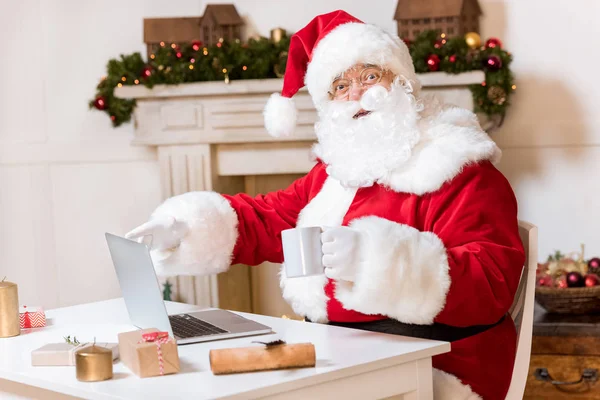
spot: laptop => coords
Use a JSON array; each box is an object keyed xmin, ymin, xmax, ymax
[{"xmin": 105, "ymin": 232, "xmax": 272, "ymax": 345}]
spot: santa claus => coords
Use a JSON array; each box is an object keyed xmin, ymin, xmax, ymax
[{"xmin": 126, "ymin": 10, "xmax": 525, "ymax": 400}]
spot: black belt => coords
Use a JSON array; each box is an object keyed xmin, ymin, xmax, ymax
[{"xmin": 307, "ymin": 314, "xmax": 507, "ymax": 342}]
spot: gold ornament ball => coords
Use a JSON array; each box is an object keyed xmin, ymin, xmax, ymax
[
  {"xmin": 487, "ymin": 86, "xmax": 507, "ymax": 106},
  {"xmin": 465, "ymin": 32, "xmax": 482, "ymax": 49}
]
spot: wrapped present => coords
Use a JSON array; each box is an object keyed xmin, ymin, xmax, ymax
[
  {"xmin": 118, "ymin": 328, "xmax": 179, "ymax": 378},
  {"xmin": 31, "ymin": 342, "xmax": 119, "ymax": 366},
  {"xmin": 19, "ymin": 306, "xmax": 46, "ymax": 329}
]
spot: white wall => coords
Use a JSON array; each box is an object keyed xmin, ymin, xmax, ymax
[{"xmin": 0, "ymin": 0, "xmax": 596, "ymax": 308}]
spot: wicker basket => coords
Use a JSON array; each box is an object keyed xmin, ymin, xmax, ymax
[{"xmin": 535, "ymin": 285, "xmax": 600, "ymax": 314}]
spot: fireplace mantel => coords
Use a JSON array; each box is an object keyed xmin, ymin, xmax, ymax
[{"xmin": 114, "ymin": 71, "xmax": 485, "ymax": 316}]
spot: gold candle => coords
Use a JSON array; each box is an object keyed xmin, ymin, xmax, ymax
[
  {"xmin": 75, "ymin": 345, "xmax": 113, "ymax": 382},
  {"xmin": 270, "ymin": 27, "xmax": 287, "ymax": 44},
  {"xmin": 0, "ymin": 277, "xmax": 20, "ymax": 338}
]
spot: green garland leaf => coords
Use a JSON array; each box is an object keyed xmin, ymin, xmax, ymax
[{"xmin": 90, "ymin": 30, "xmax": 513, "ymax": 127}]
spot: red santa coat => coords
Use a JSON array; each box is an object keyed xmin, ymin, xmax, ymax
[{"xmin": 148, "ymin": 106, "xmax": 525, "ymax": 400}]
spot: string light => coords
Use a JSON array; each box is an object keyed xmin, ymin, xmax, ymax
[
  {"xmin": 481, "ymin": 81, "xmax": 486, "ymax": 87},
  {"xmin": 441, "ymin": 33, "xmax": 446, "ymax": 38},
  {"xmin": 160, "ymin": 42, "xmax": 165, "ymax": 47},
  {"xmin": 189, "ymin": 65, "xmax": 194, "ymax": 70},
  {"xmin": 203, "ymin": 50, "xmax": 208, "ymax": 55},
  {"xmin": 242, "ymin": 65, "xmax": 247, "ymax": 71},
  {"xmin": 150, "ymin": 54, "xmax": 155, "ymax": 59},
  {"xmin": 222, "ymin": 68, "xmax": 227, "ymax": 73},
  {"xmin": 158, "ymin": 65, "xmax": 164, "ymax": 71},
  {"xmin": 134, "ymin": 79, "xmax": 140, "ymax": 84},
  {"xmin": 171, "ymin": 43, "xmax": 177, "ymax": 49},
  {"xmin": 117, "ymin": 83, "xmax": 123, "ymax": 88},
  {"xmin": 121, "ymin": 76, "xmax": 126, "ymax": 82},
  {"xmin": 512, "ymin": 84, "xmax": 517, "ymax": 90},
  {"xmin": 216, "ymin": 42, "xmax": 222, "ymax": 48},
  {"xmin": 219, "ymin": 38, "xmax": 224, "ymax": 43},
  {"xmin": 190, "ymin": 58, "xmax": 195, "ymax": 63}
]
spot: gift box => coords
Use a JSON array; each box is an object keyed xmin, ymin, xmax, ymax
[
  {"xmin": 31, "ymin": 342, "xmax": 119, "ymax": 366},
  {"xmin": 19, "ymin": 306, "xmax": 46, "ymax": 329},
  {"xmin": 118, "ymin": 328, "xmax": 179, "ymax": 378}
]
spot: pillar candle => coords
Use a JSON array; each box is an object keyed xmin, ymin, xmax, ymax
[
  {"xmin": 0, "ymin": 278, "xmax": 20, "ymax": 338},
  {"xmin": 75, "ymin": 344, "xmax": 113, "ymax": 382}
]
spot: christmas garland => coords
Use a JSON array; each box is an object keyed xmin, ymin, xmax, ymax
[{"xmin": 90, "ymin": 30, "xmax": 514, "ymax": 127}]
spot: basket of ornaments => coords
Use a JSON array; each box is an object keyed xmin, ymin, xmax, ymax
[{"xmin": 535, "ymin": 244, "xmax": 600, "ymax": 314}]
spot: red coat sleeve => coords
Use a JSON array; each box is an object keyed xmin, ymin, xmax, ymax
[
  {"xmin": 222, "ymin": 163, "xmax": 325, "ymax": 266},
  {"xmin": 424, "ymin": 161, "xmax": 525, "ymax": 327}
]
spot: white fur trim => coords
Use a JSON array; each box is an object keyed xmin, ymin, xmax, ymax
[
  {"xmin": 305, "ymin": 22, "xmax": 418, "ymax": 111},
  {"xmin": 263, "ymin": 93, "xmax": 297, "ymax": 137},
  {"xmin": 280, "ymin": 177, "xmax": 357, "ymax": 322},
  {"xmin": 335, "ymin": 216, "xmax": 450, "ymax": 324},
  {"xmin": 433, "ymin": 369, "xmax": 483, "ymax": 400},
  {"xmin": 378, "ymin": 100, "xmax": 502, "ymax": 195},
  {"xmin": 149, "ymin": 192, "xmax": 238, "ymax": 276}
]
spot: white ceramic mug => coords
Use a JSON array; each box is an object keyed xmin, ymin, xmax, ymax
[{"xmin": 281, "ymin": 227, "xmax": 324, "ymax": 278}]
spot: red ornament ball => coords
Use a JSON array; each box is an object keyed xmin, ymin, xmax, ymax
[
  {"xmin": 566, "ymin": 271, "xmax": 585, "ymax": 287},
  {"xmin": 588, "ymin": 257, "xmax": 600, "ymax": 271},
  {"xmin": 176, "ymin": 52, "xmax": 183, "ymax": 59},
  {"xmin": 110, "ymin": 115, "xmax": 116, "ymax": 122},
  {"xmin": 449, "ymin": 54, "xmax": 457, "ymax": 63},
  {"xmin": 93, "ymin": 96, "xmax": 107, "ymax": 110},
  {"xmin": 141, "ymin": 66, "xmax": 152, "ymax": 79},
  {"xmin": 191, "ymin": 40, "xmax": 203, "ymax": 51},
  {"xmin": 537, "ymin": 274, "xmax": 553, "ymax": 287},
  {"xmin": 485, "ymin": 37, "xmax": 503, "ymax": 49},
  {"xmin": 483, "ymin": 55, "xmax": 503, "ymax": 71},
  {"xmin": 426, "ymin": 54, "xmax": 441, "ymax": 71},
  {"xmin": 585, "ymin": 274, "xmax": 600, "ymax": 287}
]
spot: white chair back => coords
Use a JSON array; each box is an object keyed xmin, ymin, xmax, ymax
[{"xmin": 505, "ymin": 220, "xmax": 538, "ymax": 400}]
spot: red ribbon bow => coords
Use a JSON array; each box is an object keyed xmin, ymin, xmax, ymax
[
  {"xmin": 139, "ymin": 331, "xmax": 172, "ymax": 376},
  {"xmin": 141, "ymin": 331, "xmax": 169, "ymax": 342}
]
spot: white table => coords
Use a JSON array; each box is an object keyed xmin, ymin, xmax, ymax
[{"xmin": 0, "ymin": 298, "xmax": 450, "ymax": 400}]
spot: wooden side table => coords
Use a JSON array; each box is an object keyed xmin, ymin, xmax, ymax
[{"xmin": 524, "ymin": 302, "xmax": 600, "ymax": 399}]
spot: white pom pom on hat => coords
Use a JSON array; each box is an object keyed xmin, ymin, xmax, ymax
[{"xmin": 263, "ymin": 93, "xmax": 297, "ymax": 138}]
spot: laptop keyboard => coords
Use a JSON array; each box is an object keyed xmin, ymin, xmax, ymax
[{"xmin": 169, "ymin": 314, "xmax": 229, "ymax": 338}]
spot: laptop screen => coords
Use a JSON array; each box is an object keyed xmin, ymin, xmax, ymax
[{"xmin": 105, "ymin": 233, "xmax": 174, "ymax": 337}]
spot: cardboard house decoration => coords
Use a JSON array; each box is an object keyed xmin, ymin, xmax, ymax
[
  {"xmin": 143, "ymin": 4, "xmax": 243, "ymax": 58},
  {"xmin": 394, "ymin": 0, "xmax": 482, "ymax": 41}
]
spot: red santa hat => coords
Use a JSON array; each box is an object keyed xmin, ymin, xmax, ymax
[{"xmin": 263, "ymin": 10, "xmax": 419, "ymax": 138}]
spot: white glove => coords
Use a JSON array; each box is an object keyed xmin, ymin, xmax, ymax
[
  {"xmin": 125, "ymin": 216, "xmax": 189, "ymax": 251},
  {"xmin": 321, "ymin": 226, "xmax": 365, "ymax": 282}
]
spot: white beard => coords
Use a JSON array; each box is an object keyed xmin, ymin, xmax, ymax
[{"xmin": 312, "ymin": 80, "xmax": 423, "ymax": 188}]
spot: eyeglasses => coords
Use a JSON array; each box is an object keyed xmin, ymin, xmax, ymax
[{"xmin": 328, "ymin": 66, "xmax": 388, "ymax": 100}]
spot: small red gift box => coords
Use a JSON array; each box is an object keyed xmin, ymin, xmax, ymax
[{"xmin": 19, "ymin": 306, "xmax": 46, "ymax": 329}]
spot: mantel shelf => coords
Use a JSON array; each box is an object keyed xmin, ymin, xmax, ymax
[{"xmin": 114, "ymin": 71, "xmax": 485, "ymax": 99}]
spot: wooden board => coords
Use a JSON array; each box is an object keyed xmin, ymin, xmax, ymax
[{"xmin": 532, "ymin": 336, "xmax": 600, "ymax": 356}]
